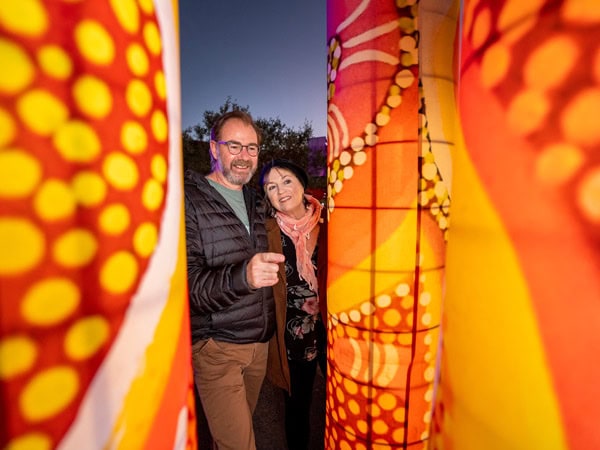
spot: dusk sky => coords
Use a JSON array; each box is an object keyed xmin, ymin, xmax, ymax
[{"xmin": 178, "ymin": 0, "xmax": 328, "ymax": 137}]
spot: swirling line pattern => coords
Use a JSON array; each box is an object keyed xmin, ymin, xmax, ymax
[{"xmin": 326, "ymin": 0, "xmax": 453, "ymax": 448}]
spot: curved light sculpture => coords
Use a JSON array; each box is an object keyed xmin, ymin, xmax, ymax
[
  {"xmin": 326, "ymin": 0, "xmax": 600, "ymax": 449},
  {"xmin": 326, "ymin": 0, "xmax": 456, "ymax": 448},
  {"xmin": 436, "ymin": 1, "xmax": 600, "ymax": 449},
  {"xmin": 0, "ymin": 1, "xmax": 195, "ymax": 449}
]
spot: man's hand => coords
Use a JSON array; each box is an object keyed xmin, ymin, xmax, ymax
[{"xmin": 246, "ymin": 252, "xmax": 285, "ymax": 289}]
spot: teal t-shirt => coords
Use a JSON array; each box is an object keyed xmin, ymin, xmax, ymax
[{"xmin": 207, "ymin": 179, "xmax": 250, "ymax": 234}]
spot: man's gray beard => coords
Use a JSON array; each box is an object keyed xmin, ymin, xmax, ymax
[
  {"xmin": 223, "ymin": 167, "xmax": 253, "ymax": 185},
  {"xmin": 219, "ymin": 155, "xmax": 255, "ymax": 186}
]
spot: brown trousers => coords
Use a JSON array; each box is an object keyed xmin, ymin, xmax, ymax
[{"xmin": 192, "ymin": 339, "xmax": 268, "ymax": 450}]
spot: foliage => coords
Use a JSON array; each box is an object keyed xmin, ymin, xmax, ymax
[{"xmin": 182, "ymin": 97, "xmax": 325, "ymax": 190}]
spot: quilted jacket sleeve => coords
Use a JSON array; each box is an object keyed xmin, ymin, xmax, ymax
[{"xmin": 184, "ymin": 184, "xmax": 255, "ymax": 315}]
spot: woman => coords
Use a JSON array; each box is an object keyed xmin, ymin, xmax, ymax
[{"xmin": 259, "ymin": 159, "xmax": 327, "ymax": 450}]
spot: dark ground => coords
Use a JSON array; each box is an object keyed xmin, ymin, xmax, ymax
[
  {"xmin": 254, "ymin": 368, "xmax": 326, "ymax": 450},
  {"xmin": 195, "ymin": 367, "xmax": 326, "ymax": 450}
]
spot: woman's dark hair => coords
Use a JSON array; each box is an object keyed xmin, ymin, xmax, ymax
[{"xmin": 259, "ymin": 159, "xmax": 309, "ymax": 191}]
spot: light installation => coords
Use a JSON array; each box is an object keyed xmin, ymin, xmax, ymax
[
  {"xmin": 2, "ymin": 0, "xmax": 600, "ymax": 449},
  {"xmin": 326, "ymin": 0, "xmax": 600, "ymax": 449},
  {"xmin": 0, "ymin": 1, "xmax": 195, "ymax": 449},
  {"xmin": 435, "ymin": 0, "xmax": 600, "ymax": 449},
  {"xmin": 326, "ymin": 0, "xmax": 455, "ymax": 448}
]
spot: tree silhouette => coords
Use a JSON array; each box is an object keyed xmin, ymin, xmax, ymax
[{"xmin": 182, "ymin": 97, "xmax": 325, "ymax": 190}]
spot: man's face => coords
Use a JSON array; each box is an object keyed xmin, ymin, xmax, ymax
[{"xmin": 210, "ymin": 119, "xmax": 259, "ymax": 189}]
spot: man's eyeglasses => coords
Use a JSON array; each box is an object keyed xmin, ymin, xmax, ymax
[{"xmin": 217, "ymin": 140, "xmax": 260, "ymax": 157}]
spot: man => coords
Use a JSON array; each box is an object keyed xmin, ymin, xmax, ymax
[{"xmin": 184, "ymin": 110, "xmax": 284, "ymax": 449}]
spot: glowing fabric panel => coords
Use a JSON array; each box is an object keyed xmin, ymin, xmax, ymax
[
  {"xmin": 326, "ymin": 0, "xmax": 455, "ymax": 447},
  {"xmin": 0, "ymin": 1, "xmax": 195, "ymax": 449},
  {"xmin": 435, "ymin": 0, "xmax": 600, "ymax": 449}
]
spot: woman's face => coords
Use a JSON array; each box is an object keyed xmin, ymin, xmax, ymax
[{"xmin": 263, "ymin": 167, "xmax": 306, "ymax": 219}]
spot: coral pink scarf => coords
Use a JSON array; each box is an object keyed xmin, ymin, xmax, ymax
[{"xmin": 275, "ymin": 194, "xmax": 323, "ymax": 292}]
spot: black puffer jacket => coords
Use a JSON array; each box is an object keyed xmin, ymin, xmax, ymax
[{"xmin": 184, "ymin": 169, "xmax": 275, "ymax": 345}]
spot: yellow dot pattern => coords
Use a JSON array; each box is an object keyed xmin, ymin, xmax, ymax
[
  {"xmin": 471, "ymin": 7, "xmax": 491, "ymax": 48},
  {"xmin": 138, "ymin": 0, "xmax": 154, "ymax": 14},
  {"xmin": 0, "ymin": 150, "xmax": 42, "ymax": 198},
  {"xmin": 507, "ymin": 88, "xmax": 550, "ymax": 136},
  {"xmin": 34, "ymin": 179, "xmax": 77, "ymax": 221},
  {"xmin": 151, "ymin": 154, "xmax": 167, "ymax": 183},
  {"xmin": 99, "ymin": 203, "xmax": 131, "ymax": 235},
  {"xmin": 53, "ymin": 120, "xmax": 101, "ymax": 162},
  {"xmin": 418, "ymin": 96, "xmax": 451, "ymax": 241},
  {"xmin": 109, "ymin": 0, "xmax": 140, "ymax": 34},
  {"xmin": 64, "ymin": 316, "xmax": 110, "ymax": 360},
  {"xmin": 17, "ymin": 89, "xmax": 69, "ymax": 136},
  {"xmin": 524, "ymin": 35, "xmax": 579, "ymax": 90},
  {"xmin": 4, "ymin": 433, "xmax": 51, "ymax": 450},
  {"xmin": 103, "ymin": 152, "xmax": 139, "ymax": 190},
  {"xmin": 562, "ymin": 88, "xmax": 600, "ymax": 146},
  {"xmin": 37, "ymin": 45, "xmax": 73, "ymax": 80},
  {"xmin": 142, "ymin": 179, "xmax": 164, "ymax": 211},
  {"xmin": 326, "ymin": 263, "xmax": 442, "ymax": 447},
  {"xmin": 133, "ymin": 222, "xmax": 158, "ymax": 257},
  {"xmin": 577, "ymin": 167, "xmax": 600, "ymax": 223},
  {"xmin": 535, "ymin": 143, "xmax": 583, "ymax": 186},
  {"xmin": 74, "ymin": 20, "xmax": 115, "ymax": 66},
  {"xmin": 467, "ymin": 0, "xmax": 600, "ymax": 232},
  {"xmin": 0, "ymin": 218, "xmax": 45, "ymax": 275},
  {"xmin": 126, "ymin": 43, "xmax": 149, "ymax": 76},
  {"xmin": 481, "ymin": 42, "xmax": 511, "ymax": 88},
  {"xmin": 71, "ymin": 171, "xmax": 107, "ymax": 207},
  {"xmin": 154, "ymin": 71, "xmax": 166, "ymax": 100},
  {"xmin": 151, "ymin": 109, "xmax": 168, "ymax": 142},
  {"xmin": 0, "ymin": 0, "xmax": 48, "ymax": 37},
  {"xmin": 21, "ymin": 278, "xmax": 81, "ymax": 326},
  {"xmin": 0, "ymin": 106, "xmax": 16, "ymax": 147},
  {"xmin": 0, "ymin": 0, "xmax": 170, "ymax": 445},
  {"xmin": 0, "ymin": 336, "xmax": 38, "ymax": 379},
  {"xmin": 73, "ymin": 75, "xmax": 113, "ymax": 119},
  {"xmin": 100, "ymin": 251, "xmax": 139, "ymax": 294},
  {"xmin": 0, "ymin": 39, "xmax": 35, "ymax": 94},
  {"xmin": 126, "ymin": 79, "xmax": 152, "ymax": 117},
  {"xmin": 121, "ymin": 120, "xmax": 148, "ymax": 154},
  {"xmin": 20, "ymin": 366, "xmax": 79, "ymax": 421},
  {"xmin": 53, "ymin": 229, "xmax": 98, "ymax": 268},
  {"xmin": 143, "ymin": 22, "xmax": 161, "ymax": 55}
]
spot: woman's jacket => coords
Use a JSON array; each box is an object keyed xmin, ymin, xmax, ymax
[{"xmin": 265, "ymin": 211, "xmax": 328, "ymax": 393}]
